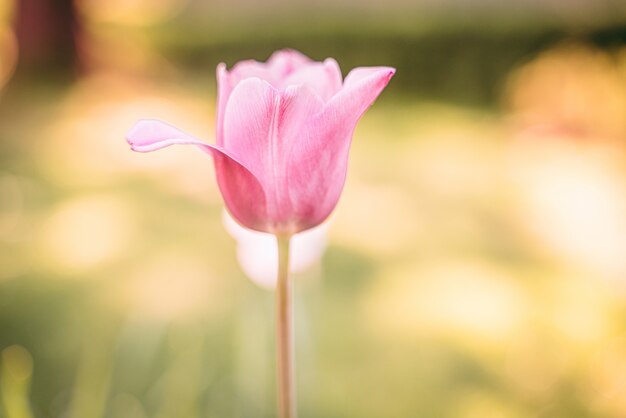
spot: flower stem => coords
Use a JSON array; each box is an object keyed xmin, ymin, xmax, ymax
[{"xmin": 276, "ymin": 235, "xmax": 296, "ymax": 418}]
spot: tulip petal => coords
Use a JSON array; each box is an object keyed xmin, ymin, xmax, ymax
[
  {"xmin": 330, "ymin": 66, "xmax": 396, "ymax": 125},
  {"xmin": 216, "ymin": 50, "xmax": 316, "ymax": 145},
  {"xmin": 216, "ymin": 63, "xmax": 230, "ymax": 147},
  {"xmin": 285, "ymin": 66, "xmax": 395, "ymax": 230},
  {"xmin": 225, "ymin": 49, "xmax": 312, "ymax": 92},
  {"xmin": 282, "ymin": 58, "xmax": 343, "ymax": 102},
  {"xmin": 266, "ymin": 49, "xmax": 313, "ymax": 77},
  {"xmin": 126, "ymin": 119, "xmax": 269, "ymax": 231},
  {"xmin": 222, "ymin": 78, "xmax": 325, "ymax": 232}
]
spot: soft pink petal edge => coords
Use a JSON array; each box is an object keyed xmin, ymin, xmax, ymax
[
  {"xmin": 285, "ymin": 66, "xmax": 396, "ymax": 231},
  {"xmin": 126, "ymin": 119, "xmax": 270, "ymax": 232},
  {"xmin": 221, "ymin": 78, "xmax": 326, "ymax": 231},
  {"xmin": 222, "ymin": 49, "xmax": 313, "ymax": 89},
  {"xmin": 281, "ymin": 58, "xmax": 343, "ymax": 102},
  {"xmin": 330, "ymin": 66, "xmax": 396, "ymax": 123},
  {"xmin": 216, "ymin": 53, "xmax": 344, "ymax": 146},
  {"xmin": 216, "ymin": 63, "xmax": 230, "ymax": 146},
  {"xmin": 216, "ymin": 50, "xmax": 320, "ymax": 145}
]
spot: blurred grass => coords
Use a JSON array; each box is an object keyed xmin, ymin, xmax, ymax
[{"xmin": 1, "ymin": 1, "xmax": 626, "ymax": 417}]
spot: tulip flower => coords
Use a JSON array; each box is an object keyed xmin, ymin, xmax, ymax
[{"xmin": 126, "ymin": 49, "xmax": 394, "ymax": 418}]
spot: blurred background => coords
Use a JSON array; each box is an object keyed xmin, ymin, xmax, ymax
[{"xmin": 1, "ymin": 0, "xmax": 626, "ymax": 417}]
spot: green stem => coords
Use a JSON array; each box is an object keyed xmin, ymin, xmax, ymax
[{"xmin": 276, "ymin": 235, "xmax": 296, "ymax": 418}]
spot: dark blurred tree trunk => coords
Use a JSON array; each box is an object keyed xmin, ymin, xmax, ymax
[{"xmin": 14, "ymin": 0, "xmax": 82, "ymax": 77}]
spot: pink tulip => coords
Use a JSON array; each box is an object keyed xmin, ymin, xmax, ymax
[
  {"xmin": 127, "ymin": 49, "xmax": 395, "ymax": 418},
  {"xmin": 127, "ymin": 49, "xmax": 394, "ymax": 235}
]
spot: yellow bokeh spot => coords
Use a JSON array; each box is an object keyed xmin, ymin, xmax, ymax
[
  {"xmin": 39, "ymin": 195, "xmax": 136, "ymax": 273},
  {"xmin": 451, "ymin": 389, "xmax": 524, "ymax": 418},
  {"xmin": 588, "ymin": 337, "xmax": 626, "ymax": 416},
  {"xmin": 362, "ymin": 260, "xmax": 528, "ymax": 349},
  {"xmin": 76, "ymin": 0, "xmax": 188, "ymax": 26},
  {"xmin": 1, "ymin": 345, "xmax": 33, "ymax": 382},
  {"xmin": 332, "ymin": 181, "xmax": 426, "ymax": 257},
  {"xmin": 111, "ymin": 254, "xmax": 222, "ymax": 323}
]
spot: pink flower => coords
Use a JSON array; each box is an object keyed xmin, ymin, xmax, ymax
[{"xmin": 127, "ymin": 49, "xmax": 395, "ymax": 235}]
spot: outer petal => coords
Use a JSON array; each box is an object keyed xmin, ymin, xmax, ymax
[
  {"xmin": 126, "ymin": 119, "xmax": 269, "ymax": 232},
  {"xmin": 216, "ymin": 63, "xmax": 230, "ymax": 146},
  {"xmin": 285, "ymin": 67, "xmax": 395, "ymax": 231},
  {"xmin": 330, "ymin": 66, "xmax": 396, "ymax": 124},
  {"xmin": 216, "ymin": 50, "xmax": 315, "ymax": 145},
  {"xmin": 221, "ymin": 78, "xmax": 325, "ymax": 232}
]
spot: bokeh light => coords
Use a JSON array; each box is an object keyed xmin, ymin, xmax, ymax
[
  {"xmin": 38, "ymin": 195, "xmax": 136, "ymax": 273},
  {"xmin": 1, "ymin": 0, "xmax": 625, "ymax": 417}
]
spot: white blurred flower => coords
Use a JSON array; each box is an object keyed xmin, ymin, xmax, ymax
[{"xmin": 223, "ymin": 211, "xmax": 327, "ymax": 289}]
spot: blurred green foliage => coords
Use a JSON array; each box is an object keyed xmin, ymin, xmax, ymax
[{"xmin": 1, "ymin": 0, "xmax": 626, "ymax": 417}]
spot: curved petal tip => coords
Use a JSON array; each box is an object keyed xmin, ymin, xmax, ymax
[{"xmin": 126, "ymin": 119, "xmax": 201, "ymax": 153}]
